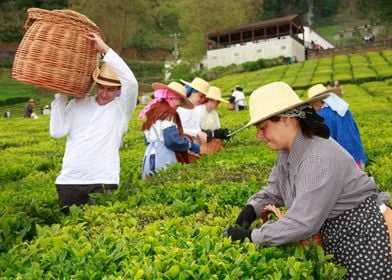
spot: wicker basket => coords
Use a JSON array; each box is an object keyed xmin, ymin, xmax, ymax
[
  {"xmin": 200, "ymin": 138, "xmax": 225, "ymax": 155},
  {"xmin": 12, "ymin": 8, "xmax": 104, "ymax": 96}
]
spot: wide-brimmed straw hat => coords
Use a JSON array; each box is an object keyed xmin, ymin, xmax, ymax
[
  {"xmin": 180, "ymin": 77, "xmax": 209, "ymax": 95},
  {"xmin": 28, "ymin": 99, "xmax": 35, "ymax": 103},
  {"xmin": 307, "ymin": 83, "xmax": 339, "ymax": 99},
  {"xmin": 238, "ymin": 82, "xmax": 330, "ymax": 132},
  {"xmin": 152, "ymin": 81, "xmax": 194, "ymax": 109},
  {"xmin": 92, "ymin": 63, "xmax": 121, "ymax": 87},
  {"xmin": 205, "ymin": 86, "xmax": 229, "ymax": 103}
]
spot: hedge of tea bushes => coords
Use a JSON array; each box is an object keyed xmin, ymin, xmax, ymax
[
  {"xmin": 211, "ymin": 49, "xmax": 392, "ymax": 94},
  {"xmin": 0, "ymin": 106, "xmax": 349, "ymax": 279},
  {"xmin": 1, "ymin": 52, "xmax": 392, "ymax": 278}
]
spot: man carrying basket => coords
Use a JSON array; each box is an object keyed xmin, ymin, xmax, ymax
[{"xmin": 50, "ymin": 33, "xmax": 138, "ymax": 214}]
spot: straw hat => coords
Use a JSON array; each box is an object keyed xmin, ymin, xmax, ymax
[
  {"xmin": 152, "ymin": 81, "xmax": 194, "ymax": 109},
  {"xmin": 92, "ymin": 63, "xmax": 121, "ymax": 87},
  {"xmin": 307, "ymin": 84, "xmax": 339, "ymax": 99},
  {"xmin": 206, "ymin": 86, "xmax": 229, "ymax": 103},
  {"xmin": 28, "ymin": 99, "xmax": 35, "ymax": 103},
  {"xmin": 180, "ymin": 77, "xmax": 209, "ymax": 95},
  {"xmin": 239, "ymin": 82, "xmax": 330, "ymax": 131}
]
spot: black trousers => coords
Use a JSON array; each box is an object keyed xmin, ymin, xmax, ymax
[{"xmin": 56, "ymin": 184, "xmax": 118, "ymax": 214}]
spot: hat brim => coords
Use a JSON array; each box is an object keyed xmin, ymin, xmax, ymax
[
  {"xmin": 311, "ymin": 87, "xmax": 340, "ymax": 98},
  {"xmin": 207, "ymin": 96, "xmax": 229, "ymax": 103},
  {"xmin": 92, "ymin": 68, "xmax": 121, "ymax": 87},
  {"xmin": 230, "ymin": 92, "xmax": 330, "ymax": 136},
  {"xmin": 180, "ymin": 79, "xmax": 208, "ymax": 95},
  {"xmin": 152, "ymin": 82, "xmax": 194, "ymax": 109}
]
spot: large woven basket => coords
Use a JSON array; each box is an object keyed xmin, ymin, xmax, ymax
[{"xmin": 12, "ymin": 8, "xmax": 104, "ymax": 96}]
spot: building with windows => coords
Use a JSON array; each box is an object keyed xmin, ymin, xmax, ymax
[{"xmin": 204, "ymin": 15, "xmax": 305, "ymax": 69}]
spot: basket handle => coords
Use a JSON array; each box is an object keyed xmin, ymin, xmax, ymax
[{"xmin": 24, "ymin": 8, "xmax": 104, "ymax": 39}]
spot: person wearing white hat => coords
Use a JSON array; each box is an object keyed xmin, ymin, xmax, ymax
[
  {"xmin": 138, "ymin": 82, "xmax": 200, "ymax": 178},
  {"xmin": 195, "ymin": 86, "xmax": 231, "ymax": 140},
  {"xmin": 177, "ymin": 77, "xmax": 210, "ymax": 143},
  {"xmin": 50, "ymin": 32, "xmax": 138, "ymax": 214},
  {"xmin": 225, "ymin": 82, "xmax": 392, "ymax": 278},
  {"xmin": 307, "ymin": 84, "xmax": 367, "ymax": 169}
]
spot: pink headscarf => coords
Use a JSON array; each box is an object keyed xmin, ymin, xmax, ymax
[{"xmin": 138, "ymin": 88, "xmax": 180, "ymax": 120}]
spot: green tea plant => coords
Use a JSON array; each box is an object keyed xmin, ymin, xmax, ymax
[{"xmin": 1, "ymin": 50, "xmax": 392, "ymax": 278}]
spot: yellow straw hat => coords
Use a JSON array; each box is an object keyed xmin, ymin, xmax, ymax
[
  {"xmin": 205, "ymin": 86, "xmax": 229, "ymax": 103},
  {"xmin": 180, "ymin": 77, "xmax": 209, "ymax": 95},
  {"xmin": 92, "ymin": 63, "xmax": 121, "ymax": 87},
  {"xmin": 152, "ymin": 81, "xmax": 194, "ymax": 109},
  {"xmin": 307, "ymin": 84, "xmax": 339, "ymax": 99},
  {"xmin": 235, "ymin": 82, "xmax": 330, "ymax": 133}
]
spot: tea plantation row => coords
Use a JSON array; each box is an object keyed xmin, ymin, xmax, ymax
[{"xmin": 0, "ymin": 55, "xmax": 391, "ymax": 278}]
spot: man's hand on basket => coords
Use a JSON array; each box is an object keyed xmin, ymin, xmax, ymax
[{"xmin": 86, "ymin": 32, "xmax": 109, "ymax": 54}]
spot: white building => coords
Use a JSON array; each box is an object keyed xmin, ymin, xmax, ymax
[
  {"xmin": 299, "ymin": 26, "xmax": 335, "ymax": 49},
  {"xmin": 204, "ymin": 15, "xmax": 305, "ymax": 69}
]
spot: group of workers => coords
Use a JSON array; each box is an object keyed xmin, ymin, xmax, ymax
[{"xmin": 48, "ymin": 33, "xmax": 391, "ymax": 278}]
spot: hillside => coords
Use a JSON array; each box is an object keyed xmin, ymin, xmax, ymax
[
  {"xmin": 1, "ymin": 49, "xmax": 392, "ymax": 278},
  {"xmin": 2, "ymin": 48, "xmax": 392, "ymax": 116}
]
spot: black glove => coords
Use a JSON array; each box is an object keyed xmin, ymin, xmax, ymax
[
  {"xmin": 235, "ymin": 204, "xmax": 257, "ymax": 229},
  {"xmin": 203, "ymin": 129, "xmax": 213, "ymax": 142},
  {"xmin": 213, "ymin": 128, "xmax": 231, "ymax": 140},
  {"xmin": 225, "ymin": 226, "xmax": 252, "ymax": 242}
]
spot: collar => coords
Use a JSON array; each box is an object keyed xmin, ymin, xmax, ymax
[{"xmin": 323, "ymin": 93, "xmax": 349, "ymax": 117}]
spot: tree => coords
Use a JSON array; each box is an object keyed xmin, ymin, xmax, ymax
[
  {"xmin": 177, "ymin": 0, "xmax": 263, "ymax": 62},
  {"xmin": 356, "ymin": 0, "xmax": 392, "ymax": 26},
  {"xmin": 68, "ymin": 0, "xmax": 153, "ymax": 53},
  {"xmin": 0, "ymin": 0, "xmax": 67, "ymax": 42},
  {"xmin": 260, "ymin": 0, "xmax": 308, "ymax": 21}
]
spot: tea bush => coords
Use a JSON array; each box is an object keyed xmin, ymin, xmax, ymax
[{"xmin": 1, "ymin": 50, "xmax": 392, "ymax": 278}]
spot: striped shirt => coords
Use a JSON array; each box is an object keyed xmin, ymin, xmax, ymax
[{"xmin": 249, "ymin": 130, "xmax": 388, "ymax": 246}]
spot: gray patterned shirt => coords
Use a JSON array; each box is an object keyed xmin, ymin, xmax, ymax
[{"xmin": 249, "ymin": 130, "xmax": 389, "ymax": 246}]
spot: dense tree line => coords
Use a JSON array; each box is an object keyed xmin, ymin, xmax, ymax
[{"xmin": 0, "ymin": 0, "xmax": 391, "ymax": 62}]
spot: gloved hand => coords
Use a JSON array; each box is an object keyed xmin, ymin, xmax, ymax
[
  {"xmin": 203, "ymin": 129, "xmax": 213, "ymax": 142},
  {"xmin": 213, "ymin": 128, "xmax": 231, "ymax": 140},
  {"xmin": 224, "ymin": 226, "xmax": 252, "ymax": 242},
  {"xmin": 235, "ymin": 204, "xmax": 257, "ymax": 229},
  {"xmin": 189, "ymin": 143, "xmax": 200, "ymax": 154}
]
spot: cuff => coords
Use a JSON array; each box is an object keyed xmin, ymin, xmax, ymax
[{"xmin": 103, "ymin": 48, "xmax": 115, "ymax": 62}]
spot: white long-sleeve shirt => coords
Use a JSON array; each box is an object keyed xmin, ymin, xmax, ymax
[
  {"xmin": 232, "ymin": 90, "xmax": 246, "ymax": 106},
  {"xmin": 195, "ymin": 104, "xmax": 220, "ymax": 131},
  {"xmin": 50, "ymin": 49, "xmax": 138, "ymax": 185},
  {"xmin": 177, "ymin": 106, "xmax": 202, "ymax": 138}
]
